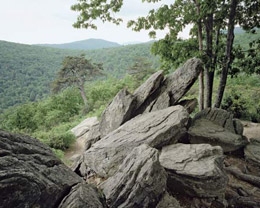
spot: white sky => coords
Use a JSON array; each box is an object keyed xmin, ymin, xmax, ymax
[{"xmin": 0, "ymin": 0, "xmax": 188, "ymax": 45}]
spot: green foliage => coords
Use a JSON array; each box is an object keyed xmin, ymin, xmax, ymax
[
  {"xmin": 86, "ymin": 75, "xmax": 139, "ymax": 117},
  {"xmin": 127, "ymin": 57, "xmax": 157, "ymax": 84},
  {"xmin": 33, "ymin": 128, "xmax": 75, "ymax": 150},
  {"xmin": 52, "ymin": 54, "xmax": 103, "ymax": 93},
  {"xmin": 222, "ymin": 74, "xmax": 260, "ymax": 122},
  {"xmin": 221, "ymin": 91, "xmax": 247, "ymax": 118}
]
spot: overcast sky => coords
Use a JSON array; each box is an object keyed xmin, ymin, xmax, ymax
[{"xmin": 0, "ymin": 0, "xmax": 183, "ymax": 45}]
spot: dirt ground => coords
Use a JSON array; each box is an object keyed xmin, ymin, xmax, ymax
[{"xmin": 242, "ymin": 120, "xmax": 260, "ymax": 140}]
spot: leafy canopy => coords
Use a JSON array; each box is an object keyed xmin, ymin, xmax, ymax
[{"xmin": 52, "ymin": 54, "xmax": 103, "ymax": 93}]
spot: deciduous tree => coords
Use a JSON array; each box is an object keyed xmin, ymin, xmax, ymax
[{"xmin": 52, "ymin": 54, "xmax": 103, "ymax": 109}]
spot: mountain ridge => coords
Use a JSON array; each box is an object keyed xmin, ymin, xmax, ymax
[{"xmin": 35, "ymin": 38, "xmax": 121, "ymax": 50}]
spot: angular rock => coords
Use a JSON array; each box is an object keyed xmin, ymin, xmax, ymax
[
  {"xmin": 100, "ymin": 144, "xmax": 167, "ymax": 208},
  {"xmin": 85, "ymin": 122, "xmax": 101, "ymax": 150},
  {"xmin": 70, "ymin": 117, "xmax": 98, "ymax": 138},
  {"xmin": 192, "ymin": 108, "xmax": 243, "ymax": 134},
  {"xmin": 163, "ymin": 58, "xmax": 203, "ymax": 105},
  {"xmin": 188, "ymin": 108, "xmax": 248, "ymax": 152},
  {"xmin": 58, "ymin": 183, "xmax": 107, "ymax": 208},
  {"xmin": 84, "ymin": 105, "xmax": 189, "ymax": 177},
  {"xmin": 99, "ymin": 88, "xmax": 136, "ymax": 137},
  {"xmin": 156, "ymin": 192, "xmax": 182, "ymax": 208},
  {"xmin": 147, "ymin": 91, "xmax": 171, "ymax": 113},
  {"xmin": 0, "ymin": 130, "xmax": 106, "ymax": 208},
  {"xmin": 133, "ymin": 70, "xmax": 164, "ymax": 110},
  {"xmin": 159, "ymin": 143, "xmax": 228, "ymax": 198},
  {"xmin": 177, "ymin": 98, "xmax": 198, "ymax": 114},
  {"xmin": 244, "ymin": 138, "xmax": 260, "ymax": 168},
  {"xmin": 142, "ymin": 58, "xmax": 202, "ymax": 114}
]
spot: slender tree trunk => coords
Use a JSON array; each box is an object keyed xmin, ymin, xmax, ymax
[
  {"xmin": 214, "ymin": 0, "xmax": 238, "ymax": 108},
  {"xmin": 204, "ymin": 13, "xmax": 214, "ymax": 108},
  {"xmin": 194, "ymin": 0, "xmax": 204, "ymax": 111},
  {"xmin": 79, "ymin": 84, "xmax": 88, "ymax": 107}
]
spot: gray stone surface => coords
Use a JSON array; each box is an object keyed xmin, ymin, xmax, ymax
[
  {"xmin": 59, "ymin": 183, "xmax": 107, "ymax": 208},
  {"xmin": 156, "ymin": 192, "xmax": 182, "ymax": 208},
  {"xmin": 163, "ymin": 58, "xmax": 203, "ymax": 105},
  {"xmin": 0, "ymin": 130, "xmax": 106, "ymax": 208},
  {"xmin": 159, "ymin": 143, "xmax": 228, "ymax": 198},
  {"xmin": 99, "ymin": 88, "xmax": 136, "ymax": 137},
  {"xmin": 84, "ymin": 105, "xmax": 189, "ymax": 177},
  {"xmin": 192, "ymin": 108, "xmax": 243, "ymax": 134},
  {"xmin": 189, "ymin": 108, "xmax": 248, "ymax": 152},
  {"xmin": 244, "ymin": 138, "xmax": 260, "ymax": 168},
  {"xmin": 134, "ymin": 70, "xmax": 164, "ymax": 110},
  {"xmin": 85, "ymin": 122, "xmax": 101, "ymax": 150},
  {"xmin": 101, "ymin": 144, "xmax": 167, "ymax": 208},
  {"xmin": 70, "ymin": 117, "xmax": 98, "ymax": 138}
]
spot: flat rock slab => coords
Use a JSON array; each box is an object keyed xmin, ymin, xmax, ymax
[
  {"xmin": 101, "ymin": 144, "xmax": 167, "ymax": 208},
  {"xmin": 159, "ymin": 143, "xmax": 228, "ymax": 198},
  {"xmin": 84, "ymin": 105, "xmax": 189, "ymax": 177},
  {"xmin": 188, "ymin": 108, "xmax": 248, "ymax": 152},
  {"xmin": 0, "ymin": 130, "xmax": 105, "ymax": 208}
]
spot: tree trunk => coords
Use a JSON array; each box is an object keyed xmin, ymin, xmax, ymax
[
  {"xmin": 214, "ymin": 0, "xmax": 238, "ymax": 108},
  {"xmin": 79, "ymin": 84, "xmax": 88, "ymax": 108},
  {"xmin": 194, "ymin": 0, "xmax": 204, "ymax": 111},
  {"xmin": 204, "ymin": 13, "xmax": 214, "ymax": 108}
]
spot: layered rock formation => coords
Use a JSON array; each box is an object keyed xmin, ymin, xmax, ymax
[
  {"xmin": 2, "ymin": 58, "xmax": 260, "ymax": 208},
  {"xmin": 0, "ymin": 130, "xmax": 106, "ymax": 208}
]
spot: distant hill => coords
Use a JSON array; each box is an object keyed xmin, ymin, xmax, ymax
[{"xmin": 36, "ymin": 38, "xmax": 121, "ymax": 50}]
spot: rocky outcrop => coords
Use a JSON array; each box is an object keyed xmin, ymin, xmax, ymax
[
  {"xmin": 159, "ymin": 143, "xmax": 227, "ymax": 202},
  {"xmin": 97, "ymin": 58, "xmax": 202, "ymax": 138},
  {"xmin": 6, "ymin": 57, "xmax": 260, "ymax": 207},
  {"xmin": 188, "ymin": 108, "xmax": 248, "ymax": 152},
  {"xmin": 0, "ymin": 130, "xmax": 106, "ymax": 208},
  {"xmin": 100, "ymin": 144, "xmax": 167, "ymax": 208},
  {"xmin": 83, "ymin": 105, "xmax": 189, "ymax": 177},
  {"xmin": 99, "ymin": 88, "xmax": 136, "ymax": 137}
]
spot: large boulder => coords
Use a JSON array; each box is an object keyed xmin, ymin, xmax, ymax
[
  {"xmin": 83, "ymin": 105, "xmax": 189, "ymax": 177},
  {"xmin": 99, "ymin": 88, "xmax": 136, "ymax": 137},
  {"xmin": 100, "ymin": 144, "xmax": 167, "ymax": 208},
  {"xmin": 161, "ymin": 58, "xmax": 203, "ymax": 105},
  {"xmin": 0, "ymin": 130, "xmax": 106, "ymax": 208},
  {"xmin": 133, "ymin": 70, "xmax": 164, "ymax": 112},
  {"xmin": 159, "ymin": 143, "xmax": 228, "ymax": 200},
  {"xmin": 188, "ymin": 108, "xmax": 248, "ymax": 152}
]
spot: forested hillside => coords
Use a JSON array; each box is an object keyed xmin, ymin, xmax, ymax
[
  {"xmin": 0, "ymin": 29, "xmax": 259, "ymax": 113},
  {"xmin": 0, "ymin": 40, "xmax": 158, "ymax": 113}
]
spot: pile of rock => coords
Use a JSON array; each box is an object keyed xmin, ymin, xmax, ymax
[{"xmin": 1, "ymin": 58, "xmax": 260, "ymax": 208}]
